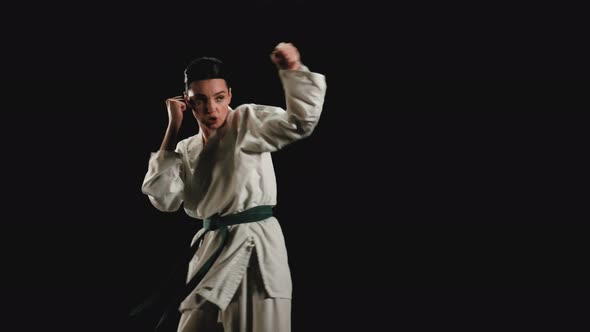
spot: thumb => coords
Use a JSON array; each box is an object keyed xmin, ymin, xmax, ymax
[
  {"xmin": 271, "ymin": 51, "xmax": 286, "ymax": 64},
  {"xmin": 270, "ymin": 50, "xmax": 280, "ymax": 59}
]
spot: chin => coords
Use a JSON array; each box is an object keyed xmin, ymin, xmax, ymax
[
  {"xmin": 207, "ymin": 122, "xmax": 220, "ymax": 129},
  {"xmin": 211, "ymin": 119, "xmax": 227, "ymax": 129}
]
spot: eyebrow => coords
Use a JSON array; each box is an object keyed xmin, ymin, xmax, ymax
[{"xmin": 193, "ymin": 91, "xmax": 227, "ymax": 98}]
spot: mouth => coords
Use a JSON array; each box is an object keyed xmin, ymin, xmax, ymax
[{"xmin": 206, "ymin": 117, "xmax": 218, "ymax": 124}]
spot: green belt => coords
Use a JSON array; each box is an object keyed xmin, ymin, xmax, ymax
[{"xmin": 130, "ymin": 205, "xmax": 274, "ymax": 332}]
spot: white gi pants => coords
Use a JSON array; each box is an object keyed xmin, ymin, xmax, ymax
[{"xmin": 177, "ymin": 248, "xmax": 291, "ymax": 332}]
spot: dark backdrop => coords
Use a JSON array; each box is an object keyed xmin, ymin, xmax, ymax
[{"xmin": 4, "ymin": 1, "xmax": 588, "ymax": 331}]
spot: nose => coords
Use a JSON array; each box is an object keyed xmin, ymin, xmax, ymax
[
  {"xmin": 203, "ymin": 103, "xmax": 212, "ymax": 114},
  {"xmin": 203, "ymin": 102, "xmax": 218, "ymax": 115}
]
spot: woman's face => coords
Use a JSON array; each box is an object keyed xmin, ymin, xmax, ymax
[{"xmin": 185, "ymin": 79, "xmax": 232, "ymax": 130}]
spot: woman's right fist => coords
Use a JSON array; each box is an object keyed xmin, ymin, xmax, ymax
[{"xmin": 165, "ymin": 96, "xmax": 187, "ymax": 130}]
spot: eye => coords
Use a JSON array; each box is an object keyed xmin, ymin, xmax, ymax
[{"xmin": 216, "ymin": 96, "xmax": 225, "ymax": 102}]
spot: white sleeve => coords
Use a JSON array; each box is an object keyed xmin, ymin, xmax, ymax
[
  {"xmin": 141, "ymin": 142, "xmax": 185, "ymax": 212},
  {"xmin": 240, "ymin": 64, "xmax": 327, "ymax": 153}
]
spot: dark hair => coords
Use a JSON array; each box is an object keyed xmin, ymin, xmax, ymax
[{"xmin": 184, "ymin": 57, "xmax": 231, "ymax": 91}]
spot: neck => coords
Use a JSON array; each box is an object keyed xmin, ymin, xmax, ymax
[{"xmin": 200, "ymin": 125, "xmax": 214, "ymax": 144}]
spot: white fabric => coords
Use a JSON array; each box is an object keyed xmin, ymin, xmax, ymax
[
  {"xmin": 176, "ymin": 247, "xmax": 291, "ymax": 332},
  {"xmin": 141, "ymin": 65, "xmax": 327, "ymax": 312}
]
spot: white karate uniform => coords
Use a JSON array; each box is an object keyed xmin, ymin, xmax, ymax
[{"xmin": 141, "ymin": 65, "xmax": 327, "ymax": 331}]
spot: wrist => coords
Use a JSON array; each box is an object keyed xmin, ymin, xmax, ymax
[
  {"xmin": 283, "ymin": 61, "xmax": 301, "ymax": 71},
  {"xmin": 167, "ymin": 122, "xmax": 181, "ymax": 133}
]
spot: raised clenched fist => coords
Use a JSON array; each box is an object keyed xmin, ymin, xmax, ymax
[
  {"xmin": 270, "ymin": 42, "xmax": 301, "ymax": 70},
  {"xmin": 165, "ymin": 95, "xmax": 188, "ymax": 130}
]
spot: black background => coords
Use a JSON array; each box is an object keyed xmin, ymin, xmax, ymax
[{"xmin": 4, "ymin": 1, "xmax": 589, "ymax": 331}]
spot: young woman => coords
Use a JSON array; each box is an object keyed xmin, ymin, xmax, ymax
[{"xmin": 137, "ymin": 42, "xmax": 327, "ymax": 331}]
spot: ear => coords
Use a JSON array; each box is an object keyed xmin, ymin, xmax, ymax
[{"xmin": 227, "ymin": 87, "xmax": 232, "ymax": 104}]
